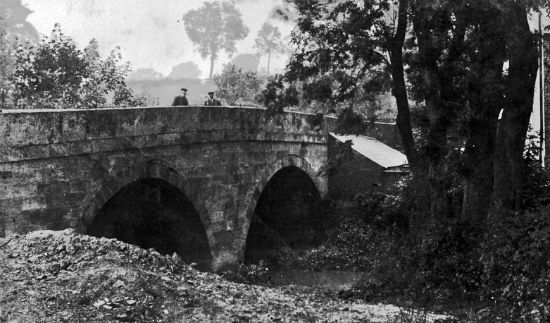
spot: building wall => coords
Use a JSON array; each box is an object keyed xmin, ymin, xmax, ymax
[{"xmin": 327, "ymin": 136, "xmax": 405, "ymax": 200}]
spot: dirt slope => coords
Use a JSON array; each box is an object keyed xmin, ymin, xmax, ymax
[{"xmin": 0, "ymin": 230, "xmax": 445, "ymax": 322}]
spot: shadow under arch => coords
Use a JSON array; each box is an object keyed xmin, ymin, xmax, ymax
[
  {"xmin": 79, "ymin": 160, "xmax": 213, "ymax": 269},
  {"xmin": 243, "ymin": 156, "xmax": 326, "ymax": 265}
]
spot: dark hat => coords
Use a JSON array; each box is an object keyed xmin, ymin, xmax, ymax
[
  {"xmin": 181, "ymin": 88, "xmax": 188, "ymax": 92},
  {"xmin": 207, "ymin": 91, "xmax": 215, "ymax": 95}
]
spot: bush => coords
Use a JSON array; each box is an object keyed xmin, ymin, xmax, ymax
[
  {"xmin": 521, "ymin": 135, "xmax": 550, "ymax": 210},
  {"xmin": 260, "ymin": 190, "xmax": 412, "ymax": 290},
  {"xmin": 479, "ymin": 208, "xmax": 550, "ymax": 320},
  {"xmin": 355, "ymin": 191, "xmax": 412, "ymax": 232},
  {"xmin": 413, "ymin": 223, "xmax": 484, "ymax": 301},
  {"xmin": 351, "ymin": 209, "xmax": 550, "ymax": 321},
  {"xmin": 275, "ymin": 190, "xmax": 412, "ymax": 273},
  {"xmin": 289, "ymin": 219, "xmax": 399, "ymax": 272},
  {"xmin": 213, "ymin": 64, "xmax": 262, "ymax": 105}
]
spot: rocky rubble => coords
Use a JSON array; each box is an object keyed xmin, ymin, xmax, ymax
[{"xmin": 0, "ymin": 230, "xmax": 448, "ymax": 322}]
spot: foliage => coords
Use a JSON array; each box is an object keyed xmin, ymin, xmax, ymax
[
  {"xmin": 334, "ymin": 108, "xmax": 368, "ymax": 135},
  {"xmin": 167, "ymin": 61, "xmax": 202, "ymax": 80},
  {"xmin": 265, "ymin": 153, "xmax": 550, "ymax": 320},
  {"xmin": 254, "ymin": 23, "xmax": 286, "ymax": 75},
  {"xmin": 182, "ymin": 1, "xmax": 248, "ymax": 79},
  {"xmin": 520, "ymin": 134, "xmax": 550, "ymax": 210},
  {"xmin": 0, "ymin": 21, "xmax": 15, "ymax": 108},
  {"xmin": 411, "ymin": 224, "xmax": 484, "ymax": 303},
  {"xmin": 479, "ymin": 207, "xmax": 550, "ymax": 321},
  {"xmin": 288, "ymin": 217, "xmax": 405, "ymax": 273},
  {"xmin": 352, "ymin": 202, "xmax": 550, "ymax": 321},
  {"xmin": 256, "ymin": 72, "xmax": 395, "ymax": 118},
  {"xmin": 230, "ymin": 53, "xmax": 259, "ymax": 73},
  {"xmin": 283, "ymin": 0, "xmax": 392, "ymax": 107},
  {"xmin": 282, "ymin": 0, "xmax": 547, "ymax": 223},
  {"xmin": 257, "ymin": 74, "xmax": 299, "ymax": 113},
  {"xmin": 112, "ymin": 85, "xmax": 147, "ymax": 108},
  {"xmin": 213, "ymin": 64, "xmax": 262, "ymax": 105},
  {"xmin": 270, "ymin": 2, "xmax": 299, "ymax": 22},
  {"xmin": 254, "ymin": 0, "xmax": 399, "ymax": 120},
  {"xmin": 0, "ymin": 0, "xmax": 38, "ymax": 42},
  {"xmin": 10, "ymin": 24, "xmax": 145, "ymax": 109},
  {"xmin": 278, "ymin": 190, "xmax": 414, "ymax": 273}
]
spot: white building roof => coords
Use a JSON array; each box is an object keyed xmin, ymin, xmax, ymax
[{"xmin": 330, "ymin": 133, "xmax": 408, "ymax": 169}]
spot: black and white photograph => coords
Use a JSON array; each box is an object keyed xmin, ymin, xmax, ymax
[{"xmin": 1, "ymin": 0, "xmax": 549, "ymax": 321}]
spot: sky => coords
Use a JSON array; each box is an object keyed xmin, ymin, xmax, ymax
[{"xmin": 23, "ymin": 0, "xmax": 294, "ymax": 79}]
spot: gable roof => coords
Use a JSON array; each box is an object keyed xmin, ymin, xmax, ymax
[{"xmin": 330, "ymin": 133, "xmax": 408, "ymax": 169}]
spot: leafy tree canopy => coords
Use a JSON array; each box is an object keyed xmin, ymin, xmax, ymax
[
  {"xmin": 183, "ymin": 1, "xmax": 249, "ymax": 79},
  {"xmin": 257, "ymin": 74, "xmax": 299, "ymax": 113},
  {"xmin": 270, "ymin": 2, "xmax": 299, "ymax": 22},
  {"xmin": 214, "ymin": 64, "xmax": 262, "ymax": 105},
  {"xmin": 284, "ymin": 0, "xmax": 394, "ymax": 105},
  {"xmin": 11, "ymin": 24, "xmax": 145, "ymax": 109},
  {"xmin": 254, "ymin": 23, "xmax": 286, "ymax": 74},
  {"xmin": 0, "ymin": 0, "xmax": 38, "ymax": 42}
]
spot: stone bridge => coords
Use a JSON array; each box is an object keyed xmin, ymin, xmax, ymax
[{"xmin": 0, "ymin": 106, "xmax": 404, "ymax": 270}]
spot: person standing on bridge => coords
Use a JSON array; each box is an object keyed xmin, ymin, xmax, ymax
[
  {"xmin": 204, "ymin": 91, "xmax": 221, "ymax": 106},
  {"xmin": 172, "ymin": 88, "xmax": 189, "ymax": 106}
]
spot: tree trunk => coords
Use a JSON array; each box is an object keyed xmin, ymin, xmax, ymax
[
  {"xmin": 209, "ymin": 54, "xmax": 215, "ymax": 79},
  {"xmin": 461, "ymin": 9, "xmax": 506, "ymax": 223},
  {"xmin": 426, "ymin": 120, "xmax": 448, "ymax": 224},
  {"xmin": 389, "ymin": 0, "xmax": 431, "ymax": 226},
  {"xmin": 267, "ymin": 52, "xmax": 271, "ymax": 76},
  {"xmin": 412, "ymin": 2, "xmax": 449, "ymax": 224},
  {"xmin": 462, "ymin": 115, "xmax": 499, "ymax": 222},
  {"xmin": 492, "ymin": 4, "xmax": 538, "ymax": 214}
]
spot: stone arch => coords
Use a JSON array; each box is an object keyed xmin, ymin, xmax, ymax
[
  {"xmin": 251, "ymin": 154, "xmax": 323, "ymax": 209},
  {"xmin": 78, "ymin": 159, "xmax": 214, "ymax": 265},
  {"xmin": 239, "ymin": 155, "xmax": 325, "ymax": 263}
]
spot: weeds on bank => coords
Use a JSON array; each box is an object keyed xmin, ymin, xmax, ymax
[{"xmin": 246, "ymin": 190, "xmax": 550, "ymax": 321}]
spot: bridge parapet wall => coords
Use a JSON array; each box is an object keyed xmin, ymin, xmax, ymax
[{"xmin": 0, "ymin": 106, "xmax": 332, "ymax": 163}]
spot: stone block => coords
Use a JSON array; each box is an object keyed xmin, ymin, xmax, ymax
[
  {"xmin": 210, "ymin": 211, "xmax": 225, "ymax": 224},
  {"xmin": 0, "ymin": 171, "xmax": 13, "ymax": 179}
]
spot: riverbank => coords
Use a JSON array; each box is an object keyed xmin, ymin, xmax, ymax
[{"xmin": 0, "ymin": 230, "xmax": 450, "ymax": 322}]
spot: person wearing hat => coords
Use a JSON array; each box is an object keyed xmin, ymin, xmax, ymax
[
  {"xmin": 172, "ymin": 88, "xmax": 189, "ymax": 106},
  {"xmin": 204, "ymin": 91, "xmax": 221, "ymax": 106}
]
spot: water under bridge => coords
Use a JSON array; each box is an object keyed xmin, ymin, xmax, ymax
[{"xmin": 0, "ymin": 106, "xmax": 406, "ymax": 269}]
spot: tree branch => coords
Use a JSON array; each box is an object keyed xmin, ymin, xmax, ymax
[{"xmin": 374, "ymin": 50, "xmax": 391, "ymax": 67}]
